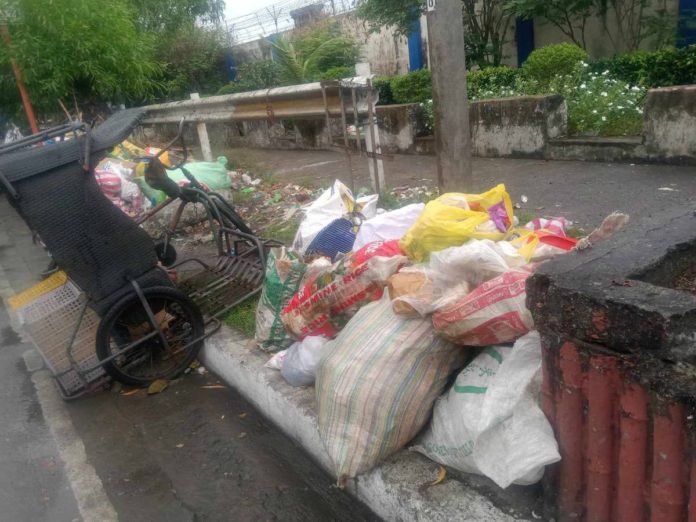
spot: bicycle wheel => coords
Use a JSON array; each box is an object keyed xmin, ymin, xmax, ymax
[{"xmin": 96, "ymin": 286, "xmax": 204, "ymax": 387}]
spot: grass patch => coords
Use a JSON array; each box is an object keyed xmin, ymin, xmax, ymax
[
  {"xmin": 263, "ymin": 218, "xmax": 302, "ymax": 244},
  {"xmin": 566, "ymin": 226, "xmax": 586, "ymax": 239},
  {"xmin": 223, "ymin": 295, "xmax": 259, "ymax": 338}
]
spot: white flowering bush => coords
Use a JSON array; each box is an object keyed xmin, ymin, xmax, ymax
[
  {"xmin": 549, "ymin": 64, "xmax": 646, "ymax": 136},
  {"xmin": 421, "ymin": 62, "xmax": 646, "ymax": 137}
]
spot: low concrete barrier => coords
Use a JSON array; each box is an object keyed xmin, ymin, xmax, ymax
[{"xmin": 643, "ymin": 85, "xmax": 696, "ymax": 164}]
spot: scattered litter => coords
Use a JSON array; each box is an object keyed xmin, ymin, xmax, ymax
[
  {"xmin": 238, "ymin": 432, "xmax": 247, "ymax": 439},
  {"xmin": 575, "ymin": 211, "xmax": 630, "ymax": 250},
  {"xmin": 196, "ymin": 366, "xmax": 207, "ymax": 375},
  {"xmin": 430, "ymin": 466, "xmax": 447, "ymax": 486},
  {"xmin": 265, "ymin": 350, "xmax": 288, "ymax": 370},
  {"xmin": 202, "ymin": 384, "xmax": 226, "ymax": 389},
  {"xmin": 175, "ymin": 443, "xmax": 184, "ymax": 448},
  {"xmin": 121, "ymin": 389, "xmax": 140, "ymax": 397},
  {"xmin": 520, "ymin": 195, "xmax": 528, "ymax": 203},
  {"xmin": 238, "ymin": 412, "xmax": 247, "ymax": 419},
  {"xmin": 280, "ymin": 336, "xmax": 331, "ymax": 387},
  {"xmin": 147, "ymin": 379, "xmax": 169, "ymax": 395},
  {"xmin": 658, "ymin": 187, "xmax": 677, "ymax": 191}
]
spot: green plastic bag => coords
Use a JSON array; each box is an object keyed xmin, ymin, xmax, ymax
[
  {"xmin": 167, "ymin": 156, "xmax": 231, "ymax": 190},
  {"xmin": 255, "ymin": 248, "xmax": 306, "ymax": 351}
]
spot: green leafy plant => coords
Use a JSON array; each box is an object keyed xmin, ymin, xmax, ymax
[
  {"xmin": 521, "ymin": 43, "xmax": 589, "ymax": 89},
  {"xmin": 269, "ymin": 22, "xmax": 361, "ymax": 84},
  {"xmin": 590, "ymin": 45, "xmax": 696, "ymax": 88},
  {"xmin": 218, "ymin": 60, "xmax": 281, "ymax": 95},
  {"xmin": 549, "ymin": 64, "xmax": 646, "ymax": 136},
  {"xmin": 390, "ymin": 69, "xmax": 432, "ymax": 104},
  {"xmin": 0, "ymin": 0, "xmax": 162, "ymax": 120},
  {"xmin": 508, "ymin": 0, "xmax": 598, "ymax": 49},
  {"xmin": 467, "ymin": 66, "xmax": 521, "ymax": 99},
  {"xmin": 319, "ymin": 66, "xmax": 355, "ymax": 80},
  {"xmin": 373, "ymin": 76, "xmax": 396, "ymax": 105}
]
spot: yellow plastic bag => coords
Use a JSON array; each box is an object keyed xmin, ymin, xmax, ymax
[{"xmin": 399, "ymin": 184, "xmax": 514, "ymax": 261}]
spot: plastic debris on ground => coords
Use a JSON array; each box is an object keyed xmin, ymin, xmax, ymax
[
  {"xmin": 413, "ymin": 331, "xmax": 561, "ymax": 489},
  {"xmin": 280, "ymin": 335, "xmax": 330, "ymax": 387}
]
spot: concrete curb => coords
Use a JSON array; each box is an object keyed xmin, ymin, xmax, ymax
[{"xmin": 201, "ymin": 326, "xmax": 525, "ymax": 522}]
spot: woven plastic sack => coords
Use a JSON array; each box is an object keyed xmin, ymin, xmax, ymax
[
  {"xmin": 316, "ymin": 294, "xmax": 465, "ymax": 484},
  {"xmin": 432, "ymin": 269, "xmax": 534, "ymax": 346},
  {"xmin": 281, "ymin": 253, "xmax": 406, "ymax": 340},
  {"xmin": 400, "ymin": 184, "xmax": 514, "ymax": 262},
  {"xmin": 255, "ymin": 248, "xmax": 306, "ymax": 351},
  {"xmin": 413, "ymin": 332, "xmax": 560, "ymax": 488}
]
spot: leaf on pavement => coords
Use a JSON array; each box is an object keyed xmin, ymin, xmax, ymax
[
  {"xmin": 430, "ymin": 466, "xmax": 447, "ymax": 486},
  {"xmin": 147, "ymin": 379, "xmax": 169, "ymax": 395}
]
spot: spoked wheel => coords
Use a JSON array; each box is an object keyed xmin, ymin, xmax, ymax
[{"xmin": 96, "ymin": 286, "xmax": 204, "ymax": 387}]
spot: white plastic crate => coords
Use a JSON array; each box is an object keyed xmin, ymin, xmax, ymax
[{"xmin": 14, "ymin": 278, "xmax": 106, "ymax": 395}]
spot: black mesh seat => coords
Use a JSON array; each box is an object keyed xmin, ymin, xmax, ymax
[{"xmin": 0, "ymin": 109, "xmax": 170, "ymax": 315}]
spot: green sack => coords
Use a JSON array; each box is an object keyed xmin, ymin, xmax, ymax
[
  {"xmin": 255, "ymin": 247, "xmax": 306, "ymax": 351},
  {"xmin": 167, "ymin": 156, "xmax": 231, "ymax": 191}
]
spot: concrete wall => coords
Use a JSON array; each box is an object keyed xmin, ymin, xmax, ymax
[
  {"xmin": 643, "ymin": 85, "xmax": 696, "ymax": 162},
  {"xmin": 470, "ymin": 95, "xmax": 567, "ymax": 157}
]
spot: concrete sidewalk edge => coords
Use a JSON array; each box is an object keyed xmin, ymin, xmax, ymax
[{"xmin": 201, "ymin": 326, "xmax": 522, "ymax": 522}]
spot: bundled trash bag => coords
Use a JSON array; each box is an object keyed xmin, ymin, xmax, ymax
[
  {"xmin": 353, "ymin": 203, "xmax": 425, "ymax": 250},
  {"xmin": 281, "ymin": 336, "xmax": 330, "ymax": 386},
  {"xmin": 388, "ymin": 239, "xmax": 527, "ymax": 318},
  {"xmin": 413, "ymin": 332, "xmax": 560, "ymax": 489},
  {"xmin": 282, "ymin": 240, "xmax": 406, "ymax": 339},
  {"xmin": 316, "ymin": 294, "xmax": 465, "ymax": 484},
  {"xmin": 292, "ymin": 180, "xmax": 377, "ymax": 254},
  {"xmin": 400, "ymin": 185, "xmax": 514, "ymax": 262},
  {"xmin": 433, "ymin": 269, "xmax": 534, "ymax": 346},
  {"xmin": 166, "ymin": 156, "xmax": 232, "ymax": 190},
  {"xmin": 255, "ymin": 248, "xmax": 306, "ymax": 351}
]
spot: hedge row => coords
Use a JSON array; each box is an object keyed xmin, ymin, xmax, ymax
[{"xmin": 376, "ymin": 44, "xmax": 696, "ymax": 105}]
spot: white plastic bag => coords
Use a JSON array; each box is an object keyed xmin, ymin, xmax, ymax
[
  {"xmin": 353, "ymin": 203, "xmax": 425, "ymax": 250},
  {"xmin": 292, "ymin": 180, "xmax": 377, "ymax": 254},
  {"xmin": 413, "ymin": 331, "xmax": 560, "ymax": 489},
  {"xmin": 389, "ymin": 239, "xmax": 527, "ymax": 317},
  {"xmin": 281, "ymin": 336, "xmax": 330, "ymax": 386},
  {"xmin": 265, "ymin": 350, "xmax": 287, "ymax": 370}
]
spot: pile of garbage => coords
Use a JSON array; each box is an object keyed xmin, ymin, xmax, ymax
[
  {"xmin": 254, "ymin": 180, "xmax": 627, "ymax": 489},
  {"xmin": 93, "ymin": 140, "xmax": 317, "ymax": 236}
]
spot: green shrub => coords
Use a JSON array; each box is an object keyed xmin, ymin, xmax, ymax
[
  {"xmin": 467, "ymin": 66, "xmax": 521, "ymax": 99},
  {"xmin": 217, "ymin": 60, "xmax": 281, "ymax": 95},
  {"xmin": 549, "ymin": 66, "xmax": 646, "ymax": 136},
  {"xmin": 318, "ymin": 66, "xmax": 355, "ymax": 80},
  {"xmin": 522, "ymin": 43, "xmax": 589, "ymax": 88},
  {"xmin": 590, "ymin": 45, "xmax": 696, "ymax": 88},
  {"xmin": 373, "ymin": 76, "xmax": 395, "ymax": 105},
  {"xmin": 390, "ymin": 69, "xmax": 432, "ymax": 104}
]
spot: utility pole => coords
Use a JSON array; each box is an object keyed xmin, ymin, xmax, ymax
[
  {"xmin": 0, "ymin": 22, "xmax": 39, "ymax": 134},
  {"xmin": 425, "ymin": 0, "xmax": 472, "ymax": 192}
]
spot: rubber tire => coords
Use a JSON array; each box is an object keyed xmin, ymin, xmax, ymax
[
  {"xmin": 95, "ymin": 286, "xmax": 204, "ymax": 387},
  {"xmin": 154, "ymin": 241, "xmax": 178, "ymax": 267}
]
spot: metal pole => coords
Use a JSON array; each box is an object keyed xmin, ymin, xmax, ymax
[
  {"xmin": 426, "ymin": 0, "xmax": 472, "ymax": 192},
  {"xmin": 320, "ymin": 83, "xmax": 333, "ymax": 147},
  {"xmin": 0, "ymin": 24, "xmax": 40, "ymax": 134},
  {"xmin": 190, "ymin": 93, "xmax": 213, "ymax": 161},
  {"xmin": 365, "ymin": 79, "xmax": 382, "ymax": 194},
  {"xmin": 338, "ymin": 88, "xmax": 355, "ymax": 193},
  {"xmin": 351, "ymin": 86, "xmax": 363, "ymax": 156}
]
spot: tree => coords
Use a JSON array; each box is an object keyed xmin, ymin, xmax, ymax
[
  {"xmin": 270, "ymin": 22, "xmax": 361, "ymax": 84},
  {"xmin": 157, "ymin": 24, "xmax": 228, "ymax": 98},
  {"xmin": 507, "ymin": 0, "xmax": 598, "ymax": 49},
  {"xmin": 0, "ymin": 0, "xmax": 161, "ymax": 121},
  {"xmin": 128, "ymin": 0, "xmax": 225, "ymax": 33},
  {"xmin": 356, "ymin": 0, "xmax": 513, "ymax": 68}
]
